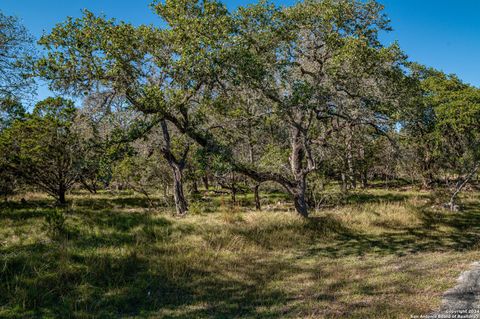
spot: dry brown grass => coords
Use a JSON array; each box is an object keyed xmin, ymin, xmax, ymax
[{"xmin": 1, "ymin": 189, "xmax": 480, "ymax": 318}]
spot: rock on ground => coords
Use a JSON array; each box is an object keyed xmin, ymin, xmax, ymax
[{"xmin": 430, "ymin": 262, "xmax": 480, "ymax": 319}]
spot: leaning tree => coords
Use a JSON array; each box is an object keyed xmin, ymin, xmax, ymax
[
  {"xmin": 427, "ymin": 71, "xmax": 480, "ymax": 209},
  {"xmin": 202, "ymin": 0, "xmax": 410, "ymax": 215},
  {"xmin": 37, "ymin": 0, "xmax": 409, "ymax": 217}
]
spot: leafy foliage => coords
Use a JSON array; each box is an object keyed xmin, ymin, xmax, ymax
[
  {"xmin": 0, "ymin": 10, "xmax": 36, "ymax": 100},
  {"xmin": 0, "ymin": 97, "xmax": 82, "ymax": 203}
]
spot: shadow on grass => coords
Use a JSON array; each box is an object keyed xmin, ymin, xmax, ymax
[
  {"xmin": 0, "ymin": 240, "xmax": 295, "ymax": 318},
  {"xmin": 342, "ymin": 192, "xmax": 412, "ymax": 205},
  {"xmin": 230, "ymin": 214, "xmax": 355, "ymax": 250},
  {"xmin": 0, "ymin": 208, "xmax": 48, "ymax": 221},
  {"xmin": 365, "ymin": 178, "xmax": 413, "ymax": 189},
  {"xmin": 73, "ymin": 196, "xmax": 171, "ymax": 210},
  {"xmin": 0, "ymin": 199, "xmax": 53, "ymax": 214},
  {"xmin": 0, "ymin": 197, "xmax": 293, "ymax": 318},
  {"xmin": 2, "ymin": 192, "xmax": 480, "ymax": 318},
  {"xmin": 306, "ymin": 202, "xmax": 480, "ymax": 258},
  {"xmin": 313, "ymin": 190, "xmax": 424, "ymax": 209}
]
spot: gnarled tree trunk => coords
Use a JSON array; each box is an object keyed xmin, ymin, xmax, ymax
[
  {"xmin": 288, "ymin": 127, "xmax": 313, "ymax": 217},
  {"xmin": 171, "ymin": 163, "xmax": 188, "ymax": 215},
  {"xmin": 161, "ymin": 119, "xmax": 189, "ymax": 215},
  {"xmin": 161, "ymin": 114, "xmax": 315, "ymax": 217},
  {"xmin": 447, "ymin": 163, "xmax": 479, "ymax": 211},
  {"xmin": 292, "ymin": 187, "xmax": 308, "ymax": 218}
]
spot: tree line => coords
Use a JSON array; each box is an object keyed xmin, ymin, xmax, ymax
[{"xmin": 0, "ymin": 0, "xmax": 479, "ymax": 217}]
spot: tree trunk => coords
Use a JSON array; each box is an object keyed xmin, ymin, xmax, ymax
[
  {"xmin": 162, "ymin": 185, "xmax": 169, "ymax": 202},
  {"xmin": 92, "ymin": 182, "xmax": 98, "ymax": 194},
  {"xmin": 287, "ymin": 175, "xmax": 309, "ymax": 218},
  {"xmin": 361, "ymin": 169, "xmax": 368, "ymax": 189},
  {"xmin": 293, "ymin": 191, "xmax": 309, "ymax": 218},
  {"xmin": 58, "ymin": 186, "xmax": 66, "ymax": 205},
  {"xmin": 421, "ymin": 170, "xmax": 433, "ymax": 189},
  {"xmin": 162, "ymin": 114, "xmax": 314, "ymax": 217},
  {"xmin": 191, "ymin": 179, "xmax": 199, "ymax": 195},
  {"xmin": 202, "ymin": 174, "xmax": 209, "ymax": 191},
  {"xmin": 289, "ymin": 126, "xmax": 311, "ymax": 218},
  {"xmin": 346, "ymin": 152, "xmax": 356, "ymax": 189},
  {"xmin": 341, "ymin": 172, "xmax": 347, "ymax": 192},
  {"xmin": 346, "ymin": 127, "xmax": 356, "ymax": 189},
  {"xmin": 447, "ymin": 163, "xmax": 479, "ymax": 211},
  {"xmin": 172, "ymin": 164, "xmax": 188, "ymax": 215},
  {"xmin": 160, "ymin": 119, "xmax": 189, "ymax": 215},
  {"xmin": 248, "ymin": 135, "xmax": 260, "ymax": 210},
  {"xmin": 87, "ymin": 184, "xmax": 97, "ymax": 194},
  {"xmin": 231, "ymin": 172, "xmax": 236, "ymax": 204},
  {"xmin": 254, "ymin": 184, "xmax": 261, "ymax": 210},
  {"xmin": 421, "ymin": 156, "xmax": 434, "ymax": 189}
]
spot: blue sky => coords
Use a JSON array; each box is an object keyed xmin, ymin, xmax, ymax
[{"xmin": 2, "ymin": 0, "xmax": 479, "ymax": 101}]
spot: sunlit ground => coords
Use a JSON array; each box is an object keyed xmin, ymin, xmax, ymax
[{"xmin": 1, "ymin": 188, "xmax": 479, "ymax": 318}]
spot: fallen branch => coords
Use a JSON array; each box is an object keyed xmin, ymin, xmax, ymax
[{"xmin": 446, "ymin": 162, "xmax": 479, "ymax": 211}]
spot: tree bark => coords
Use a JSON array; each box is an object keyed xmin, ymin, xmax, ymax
[
  {"xmin": 254, "ymin": 184, "xmax": 261, "ymax": 210},
  {"xmin": 58, "ymin": 186, "xmax": 66, "ymax": 205},
  {"xmin": 191, "ymin": 179, "xmax": 199, "ymax": 195},
  {"xmin": 81, "ymin": 178, "xmax": 98, "ymax": 194},
  {"xmin": 361, "ymin": 169, "xmax": 368, "ymax": 189},
  {"xmin": 293, "ymin": 190, "xmax": 309, "ymax": 218},
  {"xmin": 160, "ymin": 113, "xmax": 310, "ymax": 216},
  {"xmin": 421, "ymin": 154, "xmax": 434, "ymax": 189},
  {"xmin": 341, "ymin": 172, "xmax": 347, "ymax": 192},
  {"xmin": 202, "ymin": 174, "xmax": 209, "ymax": 191},
  {"xmin": 160, "ymin": 119, "xmax": 189, "ymax": 215},
  {"xmin": 447, "ymin": 163, "xmax": 479, "ymax": 211},
  {"xmin": 231, "ymin": 172, "xmax": 236, "ymax": 204},
  {"xmin": 172, "ymin": 164, "xmax": 188, "ymax": 215},
  {"xmin": 346, "ymin": 130, "xmax": 356, "ymax": 189},
  {"xmin": 288, "ymin": 126, "xmax": 312, "ymax": 217}
]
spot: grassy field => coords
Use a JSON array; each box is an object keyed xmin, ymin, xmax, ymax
[{"xmin": 1, "ymin": 188, "xmax": 480, "ymax": 318}]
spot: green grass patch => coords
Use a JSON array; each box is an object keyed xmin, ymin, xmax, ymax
[{"xmin": 1, "ymin": 189, "xmax": 479, "ymax": 318}]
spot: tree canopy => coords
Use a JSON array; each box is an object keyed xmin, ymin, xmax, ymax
[{"xmin": 0, "ymin": 0, "xmax": 477, "ymax": 213}]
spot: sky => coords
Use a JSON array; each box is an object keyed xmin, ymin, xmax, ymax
[{"xmin": 2, "ymin": 0, "xmax": 480, "ymax": 101}]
